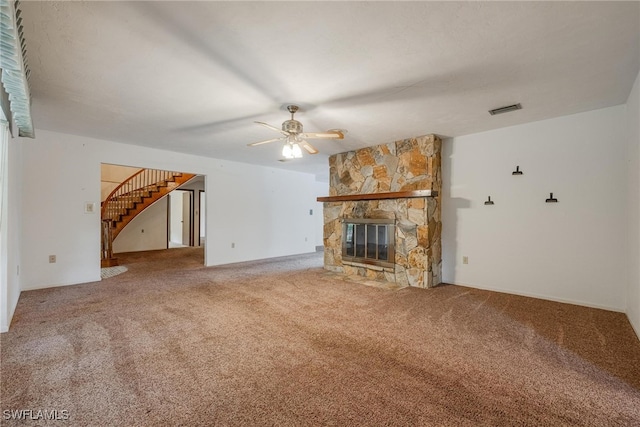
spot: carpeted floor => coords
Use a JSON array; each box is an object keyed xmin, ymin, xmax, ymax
[{"xmin": 1, "ymin": 247, "xmax": 639, "ymax": 426}]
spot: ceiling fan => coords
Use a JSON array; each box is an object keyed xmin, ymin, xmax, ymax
[{"xmin": 248, "ymin": 105, "xmax": 345, "ymax": 159}]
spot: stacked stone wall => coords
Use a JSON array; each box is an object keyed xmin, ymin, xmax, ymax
[{"xmin": 323, "ymin": 134, "xmax": 442, "ymax": 288}]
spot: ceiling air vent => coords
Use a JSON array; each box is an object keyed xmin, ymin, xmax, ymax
[{"xmin": 488, "ymin": 103, "xmax": 522, "ymax": 116}]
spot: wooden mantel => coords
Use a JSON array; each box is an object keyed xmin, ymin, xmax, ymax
[{"xmin": 317, "ymin": 190, "xmax": 438, "ymax": 203}]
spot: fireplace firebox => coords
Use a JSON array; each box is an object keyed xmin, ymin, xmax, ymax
[{"xmin": 342, "ymin": 219, "xmax": 395, "ymax": 268}]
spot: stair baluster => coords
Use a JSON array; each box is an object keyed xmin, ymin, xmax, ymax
[{"xmin": 100, "ymin": 168, "xmax": 196, "ymax": 266}]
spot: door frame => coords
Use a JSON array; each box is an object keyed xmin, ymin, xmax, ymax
[
  {"xmin": 167, "ymin": 189, "xmax": 195, "ymax": 247},
  {"xmin": 198, "ymin": 189, "xmax": 205, "ymax": 247}
]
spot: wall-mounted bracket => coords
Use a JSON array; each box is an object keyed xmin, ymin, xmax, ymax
[
  {"xmin": 545, "ymin": 193, "xmax": 558, "ymax": 203},
  {"xmin": 512, "ymin": 166, "xmax": 523, "ymax": 175},
  {"xmin": 484, "ymin": 196, "xmax": 495, "ymax": 205}
]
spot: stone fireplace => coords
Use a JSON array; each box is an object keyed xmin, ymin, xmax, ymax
[{"xmin": 318, "ymin": 134, "xmax": 442, "ymax": 288}]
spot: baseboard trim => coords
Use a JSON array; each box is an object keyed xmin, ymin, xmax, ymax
[
  {"xmin": 206, "ymin": 250, "xmax": 321, "ymax": 268},
  {"xmin": 2, "ymin": 291, "xmax": 21, "ymax": 333},
  {"xmin": 444, "ymin": 281, "xmax": 625, "ymax": 313},
  {"xmin": 22, "ymin": 275, "xmax": 102, "ymax": 292}
]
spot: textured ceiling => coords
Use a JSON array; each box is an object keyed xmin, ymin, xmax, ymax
[{"xmin": 19, "ymin": 1, "xmax": 640, "ymax": 179}]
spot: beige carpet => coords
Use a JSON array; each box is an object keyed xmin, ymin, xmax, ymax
[{"xmin": 1, "ymin": 247, "xmax": 639, "ymax": 426}]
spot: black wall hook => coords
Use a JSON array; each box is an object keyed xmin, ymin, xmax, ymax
[
  {"xmin": 512, "ymin": 166, "xmax": 523, "ymax": 175},
  {"xmin": 545, "ymin": 193, "xmax": 558, "ymax": 203},
  {"xmin": 484, "ymin": 196, "xmax": 494, "ymax": 205}
]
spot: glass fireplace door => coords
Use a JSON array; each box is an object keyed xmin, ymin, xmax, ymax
[{"xmin": 342, "ymin": 219, "xmax": 395, "ymax": 267}]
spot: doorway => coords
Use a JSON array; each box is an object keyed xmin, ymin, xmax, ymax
[{"xmin": 168, "ymin": 190, "xmax": 194, "ymax": 248}]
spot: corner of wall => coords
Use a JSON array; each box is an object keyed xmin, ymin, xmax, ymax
[
  {"xmin": 1, "ymin": 123, "xmax": 23, "ymax": 332},
  {"xmin": 626, "ymin": 69, "xmax": 640, "ymax": 340},
  {"xmin": 0, "ymin": 121, "xmax": 7, "ymax": 333},
  {"xmin": 442, "ymin": 105, "xmax": 629, "ymax": 312}
]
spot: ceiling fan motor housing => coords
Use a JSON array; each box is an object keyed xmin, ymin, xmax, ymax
[{"xmin": 282, "ymin": 119, "xmax": 303, "ymax": 134}]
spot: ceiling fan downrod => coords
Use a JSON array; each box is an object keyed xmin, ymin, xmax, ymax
[{"xmin": 287, "ymin": 105, "xmax": 299, "ymax": 119}]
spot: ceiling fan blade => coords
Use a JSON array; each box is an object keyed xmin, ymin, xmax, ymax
[
  {"xmin": 247, "ymin": 137, "xmax": 284, "ymax": 147},
  {"xmin": 300, "ymin": 130, "xmax": 344, "ymax": 140},
  {"xmin": 255, "ymin": 121, "xmax": 289, "ymax": 136},
  {"xmin": 300, "ymin": 140, "xmax": 319, "ymax": 154}
]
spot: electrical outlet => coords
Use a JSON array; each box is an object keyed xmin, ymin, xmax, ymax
[
  {"xmin": 462, "ymin": 256, "xmax": 468, "ymax": 265},
  {"xmin": 49, "ymin": 255, "xmax": 56, "ymax": 264},
  {"xmin": 231, "ymin": 243, "xmax": 235, "ymax": 248}
]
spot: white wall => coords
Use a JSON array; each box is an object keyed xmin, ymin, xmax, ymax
[
  {"xmin": 442, "ymin": 105, "xmax": 628, "ymax": 312},
  {"xmin": 19, "ymin": 129, "xmax": 319, "ymax": 291},
  {"xmin": 626, "ymin": 70, "xmax": 640, "ymax": 338},
  {"xmin": 314, "ymin": 179, "xmax": 329, "ymax": 248},
  {"xmin": 112, "ymin": 198, "xmax": 168, "ymax": 254},
  {"xmin": 207, "ymin": 164, "xmax": 318, "ymax": 265},
  {"xmin": 1, "ymin": 122, "xmax": 22, "ymax": 332}
]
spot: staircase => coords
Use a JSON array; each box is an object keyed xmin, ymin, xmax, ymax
[{"xmin": 101, "ymin": 169, "xmax": 196, "ymax": 267}]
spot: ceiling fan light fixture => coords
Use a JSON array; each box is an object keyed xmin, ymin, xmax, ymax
[
  {"xmin": 292, "ymin": 143, "xmax": 303, "ymax": 158},
  {"xmin": 249, "ymin": 104, "xmax": 344, "ymax": 158},
  {"xmin": 282, "ymin": 143, "xmax": 293, "ymax": 159},
  {"xmin": 282, "ymin": 141, "xmax": 303, "ymax": 159}
]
